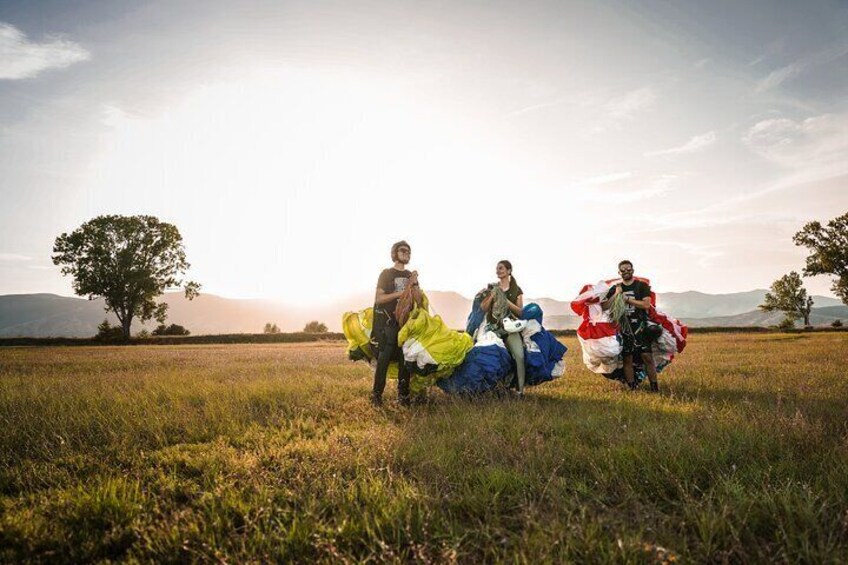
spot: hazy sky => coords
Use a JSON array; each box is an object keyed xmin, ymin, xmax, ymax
[{"xmin": 1, "ymin": 0, "xmax": 847, "ymax": 305}]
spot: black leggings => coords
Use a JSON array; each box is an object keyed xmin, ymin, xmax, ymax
[{"xmin": 373, "ymin": 320, "xmax": 411, "ymax": 401}]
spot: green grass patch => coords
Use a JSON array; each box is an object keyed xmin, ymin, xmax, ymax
[{"xmin": 1, "ymin": 336, "xmax": 847, "ymax": 562}]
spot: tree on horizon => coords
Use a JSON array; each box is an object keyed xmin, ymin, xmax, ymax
[
  {"xmin": 303, "ymin": 321, "xmax": 328, "ymax": 333},
  {"xmin": 52, "ymin": 215, "xmax": 200, "ymax": 340},
  {"xmin": 760, "ymin": 271, "xmax": 813, "ymax": 328},
  {"xmin": 794, "ymin": 211, "xmax": 848, "ymax": 305}
]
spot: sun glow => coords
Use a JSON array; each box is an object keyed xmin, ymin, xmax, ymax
[
  {"xmin": 87, "ymin": 68, "xmax": 509, "ymax": 304},
  {"xmin": 84, "ymin": 65, "xmax": 609, "ymax": 306}
]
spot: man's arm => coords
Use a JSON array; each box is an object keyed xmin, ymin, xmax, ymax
[
  {"xmin": 374, "ymin": 287, "xmax": 402, "ymax": 305},
  {"xmin": 374, "ymin": 271, "xmax": 419, "ymax": 306},
  {"xmin": 600, "ymin": 285, "xmax": 620, "ymax": 310},
  {"xmin": 374, "ymin": 270, "xmax": 398, "ymax": 305}
]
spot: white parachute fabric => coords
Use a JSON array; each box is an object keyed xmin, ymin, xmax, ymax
[
  {"xmin": 571, "ymin": 279, "xmax": 688, "ymax": 376},
  {"xmin": 571, "ymin": 281, "xmax": 623, "ymax": 374}
]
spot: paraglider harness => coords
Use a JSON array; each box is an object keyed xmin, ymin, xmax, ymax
[
  {"xmin": 604, "ymin": 316, "xmax": 662, "ymax": 385},
  {"xmin": 371, "ymin": 283, "xmax": 425, "ymax": 360},
  {"xmin": 618, "ymin": 315, "xmax": 663, "ymax": 355}
]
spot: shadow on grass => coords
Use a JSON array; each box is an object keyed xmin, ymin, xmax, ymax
[{"xmin": 382, "ymin": 387, "xmax": 848, "ymax": 562}]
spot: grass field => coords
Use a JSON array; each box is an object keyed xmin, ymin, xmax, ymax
[{"xmin": 1, "ymin": 333, "xmax": 847, "ymax": 563}]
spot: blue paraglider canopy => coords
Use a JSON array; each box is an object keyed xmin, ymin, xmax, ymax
[{"xmin": 521, "ymin": 302, "xmax": 543, "ymax": 324}]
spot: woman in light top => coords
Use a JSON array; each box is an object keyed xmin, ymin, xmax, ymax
[{"xmin": 479, "ymin": 260, "xmax": 525, "ymax": 395}]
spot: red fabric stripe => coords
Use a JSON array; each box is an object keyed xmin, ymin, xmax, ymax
[
  {"xmin": 577, "ymin": 320, "xmax": 618, "ymax": 339},
  {"xmin": 570, "ymin": 284, "xmax": 596, "ymax": 315}
]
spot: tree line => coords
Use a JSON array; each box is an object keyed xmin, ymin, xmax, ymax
[
  {"xmin": 52, "ymin": 214, "xmax": 328, "ymax": 340},
  {"xmin": 759, "ymin": 212, "xmax": 848, "ymax": 328},
  {"xmin": 52, "ymin": 212, "xmax": 847, "ymax": 340}
]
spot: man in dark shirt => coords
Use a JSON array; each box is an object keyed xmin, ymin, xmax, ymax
[
  {"xmin": 371, "ymin": 240, "xmax": 418, "ymax": 406},
  {"xmin": 602, "ymin": 260, "xmax": 660, "ymax": 392}
]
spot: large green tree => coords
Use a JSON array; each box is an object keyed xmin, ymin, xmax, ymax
[
  {"xmin": 53, "ymin": 215, "xmax": 200, "ymax": 340},
  {"xmin": 759, "ymin": 271, "xmax": 813, "ymax": 327},
  {"xmin": 794, "ymin": 211, "xmax": 848, "ymax": 305}
]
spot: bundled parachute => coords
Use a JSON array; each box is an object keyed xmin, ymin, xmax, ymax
[
  {"xmin": 342, "ymin": 295, "xmax": 567, "ymax": 395},
  {"xmin": 342, "ymin": 309, "xmax": 375, "ymax": 362},
  {"xmin": 399, "ymin": 306, "xmax": 474, "ymax": 393},
  {"xmin": 439, "ymin": 301, "xmax": 567, "ymax": 393},
  {"xmin": 341, "ymin": 298, "xmax": 473, "ymax": 394},
  {"xmin": 342, "ymin": 307, "xmax": 398, "ymax": 379},
  {"xmin": 522, "ymin": 319, "xmax": 567, "ymax": 385},
  {"xmin": 570, "ymin": 279, "xmax": 688, "ymax": 381},
  {"xmin": 437, "ymin": 329, "xmax": 513, "ymax": 394}
]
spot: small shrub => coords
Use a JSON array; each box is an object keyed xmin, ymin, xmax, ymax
[
  {"xmin": 152, "ymin": 324, "xmax": 190, "ymax": 336},
  {"xmin": 777, "ymin": 317, "xmax": 795, "ymax": 330},
  {"xmin": 95, "ymin": 319, "xmax": 124, "ymax": 341},
  {"xmin": 303, "ymin": 321, "xmax": 328, "ymax": 333},
  {"xmin": 136, "ymin": 329, "xmax": 151, "ymax": 339},
  {"xmin": 832, "ymin": 319, "xmax": 843, "ymax": 328},
  {"xmin": 263, "ymin": 323, "xmax": 281, "ymax": 334}
]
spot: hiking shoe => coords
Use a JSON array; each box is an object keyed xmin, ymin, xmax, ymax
[
  {"xmin": 649, "ymin": 382, "xmax": 659, "ymax": 393},
  {"xmin": 398, "ymin": 397, "xmax": 411, "ymax": 408},
  {"xmin": 370, "ymin": 395, "xmax": 383, "ymax": 407}
]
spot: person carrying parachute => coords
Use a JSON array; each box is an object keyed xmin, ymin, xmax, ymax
[
  {"xmin": 571, "ymin": 260, "xmax": 688, "ymax": 392},
  {"xmin": 439, "ymin": 261, "xmax": 566, "ymax": 395},
  {"xmin": 479, "ymin": 260, "xmax": 527, "ymax": 394},
  {"xmin": 344, "ymin": 254, "xmax": 566, "ymax": 399},
  {"xmin": 370, "ymin": 240, "xmax": 418, "ymax": 407},
  {"xmin": 601, "ymin": 260, "xmax": 659, "ymax": 391}
]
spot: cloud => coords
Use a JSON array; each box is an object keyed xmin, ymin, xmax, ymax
[
  {"xmin": 578, "ymin": 174, "xmax": 679, "ymax": 204},
  {"xmin": 754, "ymin": 63, "xmax": 801, "ymax": 93},
  {"xmin": 506, "ymin": 98, "xmax": 568, "ymax": 118},
  {"xmin": 636, "ymin": 210, "xmax": 798, "ymax": 233},
  {"xmin": 631, "ymin": 240, "xmax": 725, "ymax": 268},
  {"xmin": 754, "ymin": 41, "xmax": 848, "ymax": 93},
  {"xmin": 0, "ymin": 253, "xmax": 31, "ymax": 262},
  {"xmin": 606, "ymin": 87, "xmax": 656, "ymax": 120},
  {"xmin": 645, "ymin": 131, "xmax": 717, "ymax": 157},
  {"xmin": 743, "ymin": 113, "xmax": 848, "ymax": 176},
  {"xmin": 101, "ymin": 104, "xmax": 129, "ymax": 127},
  {"xmin": 0, "ymin": 22, "xmax": 90, "ymax": 80}
]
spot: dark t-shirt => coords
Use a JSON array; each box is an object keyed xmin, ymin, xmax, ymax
[
  {"xmin": 375, "ymin": 268, "xmax": 412, "ymax": 319},
  {"xmin": 486, "ymin": 278, "xmax": 524, "ymax": 325},
  {"xmin": 606, "ymin": 280, "xmax": 652, "ymax": 323}
]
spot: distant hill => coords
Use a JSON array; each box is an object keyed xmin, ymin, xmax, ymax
[
  {"xmin": 0, "ymin": 291, "xmax": 482, "ymax": 338},
  {"xmin": 0, "ymin": 290, "xmax": 843, "ymax": 338},
  {"xmin": 655, "ymin": 290, "xmax": 842, "ymax": 318},
  {"xmin": 683, "ymin": 305, "xmax": 848, "ymax": 328}
]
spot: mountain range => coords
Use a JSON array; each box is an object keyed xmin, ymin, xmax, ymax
[{"xmin": 0, "ymin": 290, "xmax": 845, "ymax": 338}]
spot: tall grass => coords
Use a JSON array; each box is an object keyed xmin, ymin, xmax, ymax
[{"xmin": 1, "ymin": 335, "xmax": 847, "ymax": 562}]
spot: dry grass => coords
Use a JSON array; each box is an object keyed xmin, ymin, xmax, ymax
[{"xmin": 1, "ymin": 334, "xmax": 847, "ymax": 563}]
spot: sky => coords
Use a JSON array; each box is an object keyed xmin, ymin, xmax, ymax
[{"xmin": 1, "ymin": 0, "xmax": 846, "ymax": 306}]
